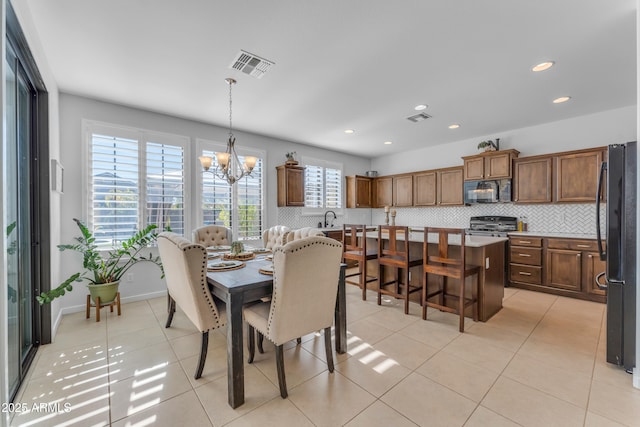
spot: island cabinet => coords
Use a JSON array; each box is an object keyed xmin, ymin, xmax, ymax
[
  {"xmin": 513, "ymin": 156, "xmax": 553, "ymax": 203},
  {"xmin": 437, "ymin": 167, "xmax": 464, "ymax": 206},
  {"xmin": 462, "ymin": 149, "xmax": 519, "ymax": 181},
  {"xmin": 373, "ymin": 176, "xmax": 393, "ymax": 208},
  {"xmin": 345, "ymin": 175, "xmax": 372, "ymax": 208},
  {"xmin": 393, "ymin": 174, "xmax": 413, "ymax": 207},
  {"xmin": 509, "ymin": 235, "xmax": 606, "ymax": 303},
  {"xmin": 276, "ymin": 164, "xmax": 305, "ymax": 207}
]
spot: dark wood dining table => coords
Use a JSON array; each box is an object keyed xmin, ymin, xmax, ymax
[{"xmin": 206, "ymin": 257, "xmax": 347, "ymax": 409}]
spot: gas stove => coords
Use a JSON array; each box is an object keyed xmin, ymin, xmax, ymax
[{"xmin": 466, "ymin": 216, "xmax": 518, "ymax": 237}]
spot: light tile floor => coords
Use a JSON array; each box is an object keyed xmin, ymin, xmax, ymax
[{"xmin": 10, "ymin": 286, "xmax": 640, "ymax": 426}]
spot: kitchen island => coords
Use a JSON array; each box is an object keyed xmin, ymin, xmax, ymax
[{"xmin": 364, "ymin": 229, "xmax": 508, "ymax": 321}]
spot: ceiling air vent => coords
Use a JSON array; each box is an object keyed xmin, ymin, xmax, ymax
[
  {"xmin": 229, "ymin": 50, "xmax": 275, "ymax": 79},
  {"xmin": 406, "ymin": 112, "xmax": 432, "ymax": 123}
]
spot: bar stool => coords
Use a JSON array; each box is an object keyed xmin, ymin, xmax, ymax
[
  {"xmin": 342, "ymin": 224, "xmax": 378, "ymax": 300},
  {"xmin": 422, "ymin": 227, "xmax": 479, "ymax": 332},
  {"xmin": 377, "ymin": 225, "xmax": 423, "ymax": 314}
]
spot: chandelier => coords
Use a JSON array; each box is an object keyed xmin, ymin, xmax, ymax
[{"xmin": 198, "ymin": 77, "xmax": 257, "ymax": 185}]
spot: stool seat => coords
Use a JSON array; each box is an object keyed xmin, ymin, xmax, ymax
[
  {"xmin": 422, "ymin": 227, "xmax": 479, "ymax": 332},
  {"xmin": 342, "ymin": 225, "xmax": 378, "ymax": 300}
]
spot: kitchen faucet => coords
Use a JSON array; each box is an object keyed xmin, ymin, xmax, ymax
[{"xmin": 324, "ymin": 210, "xmax": 337, "ymax": 228}]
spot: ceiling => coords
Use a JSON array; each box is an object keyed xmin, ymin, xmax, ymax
[{"xmin": 20, "ymin": 0, "xmax": 637, "ymax": 158}]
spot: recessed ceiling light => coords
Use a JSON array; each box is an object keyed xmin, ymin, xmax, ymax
[
  {"xmin": 384, "ymin": 141, "xmax": 393, "ymax": 145},
  {"xmin": 553, "ymin": 96, "xmax": 571, "ymax": 104},
  {"xmin": 344, "ymin": 129, "xmax": 355, "ymax": 134},
  {"xmin": 532, "ymin": 61, "xmax": 555, "ymax": 72},
  {"xmin": 448, "ymin": 124, "xmax": 460, "ymax": 129},
  {"xmin": 414, "ymin": 104, "xmax": 428, "ymax": 111}
]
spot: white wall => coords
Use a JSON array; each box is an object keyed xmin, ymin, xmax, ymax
[
  {"xmin": 371, "ymin": 105, "xmax": 637, "ymax": 175},
  {"xmin": 55, "ymin": 93, "xmax": 372, "ymax": 322}
]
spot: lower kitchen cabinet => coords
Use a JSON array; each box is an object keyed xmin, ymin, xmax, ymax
[{"xmin": 509, "ymin": 236, "xmax": 606, "ymax": 303}]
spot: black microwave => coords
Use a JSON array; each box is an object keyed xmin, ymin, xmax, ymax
[{"xmin": 464, "ymin": 179, "xmax": 512, "ymax": 204}]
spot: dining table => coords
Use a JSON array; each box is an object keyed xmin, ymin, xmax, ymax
[{"xmin": 206, "ymin": 255, "xmax": 347, "ymax": 409}]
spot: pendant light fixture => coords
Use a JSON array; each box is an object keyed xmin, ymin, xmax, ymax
[{"xmin": 199, "ymin": 77, "xmax": 256, "ymax": 184}]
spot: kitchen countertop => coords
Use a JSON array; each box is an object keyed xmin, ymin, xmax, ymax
[{"xmin": 508, "ymin": 231, "xmax": 599, "ymax": 240}]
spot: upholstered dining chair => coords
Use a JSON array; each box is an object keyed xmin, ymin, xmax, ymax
[
  {"xmin": 192, "ymin": 225, "xmax": 233, "ymax": 247},
  {"xmin": 285, "ymin": 227, "xmax": 324, "ymax": 242},
  {"xmin": 243, "ymin": 236, "xmax": 343, "ymax": 398},
  {"xmin": 262, "ymin": 225, "xmax": 291, "ymax": 250},
  {"xmin": 157, "ymin": 232, "xmax": 225, "ymax": 379}
]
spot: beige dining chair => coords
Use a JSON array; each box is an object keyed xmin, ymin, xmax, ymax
[
  {"xmin": 157, "ymin": 232, "xmax": 225, "ymax": 379},
  {"xmin": 285, "ymin": 227, "xmax": 324, "ymax": 242},
  {"xmin": 243, "ymin": 236, "xmax": 343, "ymax": 398},
  {"xmin": 192, "ymin": 225, "xmax": 233, "ymax": 246},
  {"xmin": 262, "ymin": 225, "xmax": 290, "ymax": 250}
]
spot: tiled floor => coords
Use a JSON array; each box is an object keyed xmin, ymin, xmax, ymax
[{"xmin": 10, "ymin": 286, "xmax": 640, "ymax": 426}]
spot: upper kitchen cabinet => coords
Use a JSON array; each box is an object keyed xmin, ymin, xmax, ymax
[
  {"xmin": 413, "ymin": 171, "xmax": 437, "ymax": 206},
  {"xmin": 462, "ymin": 149, "xmax": 520, "ymax": 181},
  {"xmin": 555, "ymin": 148, "xmax": 605, "ymax": 202},
  {"xmin": 373, "ymin": 176, "xmax": 393, "ymax": 208},
  {"xmin": 276, "ymin": 164, "xmax": 305, "ymax": 207},
  {"xmin": 393, "ymin": 174, "xmax": 413, "ymax": 207},
  {"xmin": 437, "ymin": 166, "xmax": 464, "ymax": 206},
  {"xmin": 513, "ymin": 156, "xmax": 553, "ymax": 203},
  {"xmin": 345, "ymin": 175, "xmax": 372, "ymax": 208}
]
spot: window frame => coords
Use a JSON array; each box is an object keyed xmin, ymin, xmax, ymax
[
  {"xmin": 82, "ymin": 120, "xmax": 192, "ymax": 245},
  {"xmin": 300, "ymin": 156, "xmax": 344, "ymax": 216},
  {"xmin": 195, "ymin": 138, "xmax": 266, "ymax": 243}
]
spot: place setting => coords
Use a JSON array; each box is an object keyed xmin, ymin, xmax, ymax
[{"xmin": 207, "ymin": 259, "xmax": 246, "ymax": 271}]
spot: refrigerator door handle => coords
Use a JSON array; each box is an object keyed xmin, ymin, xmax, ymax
[
  {"xmin": 595, "ymin": 271, "xmax": 607, "ymax": 290},
  {"xmin": 596, "ymin": 161, "xmax": 606, "ymax": 261}
]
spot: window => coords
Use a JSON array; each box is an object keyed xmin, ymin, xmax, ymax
[
  {"xmin": 302, "ymin": 157, "xmax": 343, "ymax": 212},
  {"xmin": 86, "ymin": 122, "xmax": 189, "ymax": 246},
  {"xmin": 198, "ymin": 140, "xmax": 265, "ymax": 242}
]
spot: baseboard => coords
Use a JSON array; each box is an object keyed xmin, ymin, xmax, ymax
[
  {"xmin": 57, "ymin": 290, "xmax": 168, "ymax": 317},
  {"xmin": 634, "ymin": 367, "xmax": 640, "ymax": 389}
]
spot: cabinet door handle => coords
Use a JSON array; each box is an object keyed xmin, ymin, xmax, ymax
[
  {"xmin": 576, "ymin": 244, "xmax": 590, "ymax": 248},
  {"xmin": 518, "ymin": 253, "xmax": 532, "ymax": 257},
  {"xmin": 519, "ymin": 272, "xmax": 532, "ymax": 276}
]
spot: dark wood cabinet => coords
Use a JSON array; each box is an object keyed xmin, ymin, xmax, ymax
[
  {"xmin": 462, "ymin": 149, "xmax": 519, "ymax": 181},
  {"xmin": 373, "ymin": 176, "xmax": 393, "ymax": 208},
  {"xmin": 555, "ymin": 149, "xmax": 604, "ymax": 202},
  {"xmin": 437, "ymin": 167, "xmax": 464, "ymax": 206},
  {"xmin": 393, "ymin": 174, "xmax": 413, "ymax": 207},
  {"xmin": 345, "ymin": 175, "xmax": 372, "ymax": 208},
  {"xmin": 509, "ymin": 236, "xmax": 605, "ymax": 303},
  {"xmin": 276, "ymin": 165, "xmax": 305, "ymax": 207},
  {"xmin": 513, "ymin": 156, "xmax": 553, "ymax": 203},
  {"xmin": 413, "ymin": 171, "xmax": 437, "ymax": 206}
]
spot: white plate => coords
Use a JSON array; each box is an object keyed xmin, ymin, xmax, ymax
[
  {"xmin": 207, "ymin": 260, "xmax": 244, "ymax": 270},
  {"xmin": 259, "ymin": 264, "xmax": 274, "ymax": 275}
]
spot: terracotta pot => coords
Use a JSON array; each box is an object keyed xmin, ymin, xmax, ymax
[{"xmin": 88, "ymin": 281, "xmax": 119, "ymax": 305}]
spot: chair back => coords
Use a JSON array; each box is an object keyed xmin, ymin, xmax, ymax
[
  {"xmin": 378, "ymin": 225, "xmax": 411, "ymax": 267},
  {"xmin": 342, "ymin": 224, "xmax": 366, "ymax": 254},
  {"xmin": 286, "ymin": 227, "xmax": 324, "ymax": 243},
  {"xmin": 262, "ymin": 225, "xmax": 291, "ymax": 250},
  {"xmin": 423, "ymin": 227, "xmax": 466, "ymax": 280},
  {"xmin": 158, "ymin": 232, "xmax": 223, "ymax": 332},
  {"xmin": 192, "ymin": 225, "xmax": 232, "ymax": 247},
  {"xmin": 267, "ymin": 236, "xmax": 343, "ymax": 344}
]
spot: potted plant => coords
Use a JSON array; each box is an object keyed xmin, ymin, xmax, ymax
[
  {"xmin": 36, "ymin": 218, "xmax": 164, "ymax": 305},
  {"xmin": 285, "ymin": 151, "xmax": 298, "ymax": 165},
  {"xmin": 477, "ymin": 138, "xmax": 500, "ymax": 152}
]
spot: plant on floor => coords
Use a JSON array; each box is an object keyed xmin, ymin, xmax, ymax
[{"xmin": 36, "ymin": 218, "xmax": 164, "ymax": 304}]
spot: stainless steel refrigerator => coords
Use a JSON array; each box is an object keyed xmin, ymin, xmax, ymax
[{"xmin": 596, "ymin": 141, "xmax": 636, "ymax": 372}]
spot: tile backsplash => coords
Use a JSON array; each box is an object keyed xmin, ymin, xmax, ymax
[{"xmin": 277, "ymin": 203, "xmax": 604, "ymax": 235}]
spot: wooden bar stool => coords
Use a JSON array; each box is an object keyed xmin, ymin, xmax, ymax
[
  {"xmin": 342, "ymin": 224, "xmax": 378, "ymax": 300},
  {"xmin": 377, "ymin": 225, "xmax": 423, "ymax": 314},
  {"xmin": 422, "ymin": 227, "xmax": 479, "ymax": 332},
  {"xmin": 86, "ymin": 292, "xmax": 121, "ymax": 322}
]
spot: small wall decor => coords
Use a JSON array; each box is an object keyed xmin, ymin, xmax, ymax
[
  {"xmin": 285, "ymin": 151, "xmax": 298, "ymax": 165},
  {"xmin": 477, "ymin": 138, "xmax": 500, "ymax": 152},
  {"xmin": 51, "ymin": 159, "xmax": 64, "ymax": 193}
]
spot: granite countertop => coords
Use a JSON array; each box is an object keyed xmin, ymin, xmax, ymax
[{"xmin": 508, "ymin": 231, "xmax": 600, "ymax": 240}]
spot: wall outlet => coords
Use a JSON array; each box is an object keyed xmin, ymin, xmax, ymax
[
  {"xmin": 485, "ymin": 257, "xmax": 490, "ymax": 269},
  {"xmin": 126, "ymin": 273, "xmax": 134, "ymax": 282}
]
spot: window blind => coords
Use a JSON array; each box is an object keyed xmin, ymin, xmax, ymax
[{"xmin": 146, "ymin": 141, "xmax": 185, "ymax": 235}]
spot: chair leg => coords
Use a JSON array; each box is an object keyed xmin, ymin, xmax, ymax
[
  {"xmin": 324, "ymin": 327, "xmax": 334, "ymax": 372},
  {"xmin": 360, "ymin": 260, "xmax": 367, "ymax": 301},
  {"xmin": 377, "ymin": 265, "xmax": 383, "ymax": 306},
  {"xmin": 257, "ymin": 332, "xmax": 264, "ymax": 353},
  {"xmin": 275, "ymin": 345, "xmax": 288, "ymax": 398},
  {"xmin": 458, "ymin": 279, "xmax": 465, "ymax": 333},
  {"xmin": 296, "ymin": 337, "xmax": 302, "ymax": 345},
  {"xmin": 116, "ymin": 292, "xmax": 121, "ymax": 316},
  {"xmin": 165, "ymin": 296, "xmax": 176, "ymax": 328},
  {"xmin": 472, "ymin": 275, "xmax": 479, "ymax": 322},
  {"xmin": 422, "ymin": 272, "xmax": 428, "ymax": 320},
  {"xmin": 195, "ymin": 331, "xmax": 208, "ymax": 379},
  {"xmin": 247, "ymin": 324, "xmax": 255, "ymax": 363},
  {"xmin": 404, "ymin": 268, "xmax": 410, "ymax": 315}
]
